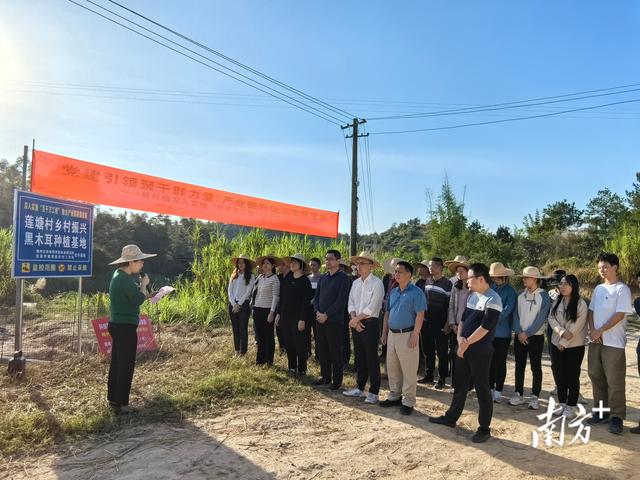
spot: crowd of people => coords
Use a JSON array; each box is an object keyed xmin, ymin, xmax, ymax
[
  {"xmin": 226, "ymin": 249, "xmax": 640, "ymax": 443},
  {"xmin": 102, "ymin": 242, "xmax": 639, "ymax": 444}
]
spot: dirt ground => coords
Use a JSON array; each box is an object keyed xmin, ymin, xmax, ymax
[{"xmin": 4, "ymin": 333, "xmax": 640, "ymax": 480}]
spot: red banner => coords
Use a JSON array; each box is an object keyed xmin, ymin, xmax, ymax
[
  {"xmin": 91, "ymin": 315, "xmax": 158, "ymax": 356},
  {"xmin": 31, "ymin": 150, "xmax": 339, "ymax": 237}
]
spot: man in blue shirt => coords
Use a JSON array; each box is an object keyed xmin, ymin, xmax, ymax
[
  {"xmin": 379, "ymin": 261, "xmax": 427, "ymax": 415},
  {"xmin": 429, "ymin": 263, "xmax": 503, "ymax": 443}
]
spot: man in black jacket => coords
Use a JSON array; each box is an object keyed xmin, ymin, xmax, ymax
[{"xmin": 313, "ymin": 250, "xmax": 352, "ymax": 390}]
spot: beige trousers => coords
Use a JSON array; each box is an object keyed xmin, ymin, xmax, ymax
[{"xmin": 386, "ymin": 331, "xmax": 419, "ymax": 407}]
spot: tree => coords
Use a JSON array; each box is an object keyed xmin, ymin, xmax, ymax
[
  {"xmin": 524, "ymin": 200, "xmax": 582, "ymax": 236},
  {"xmin": 423, "ymin": 177, "xmax": 467, "ymax": 258},
  {"xmin": 541, "ymin": 200, "xmax": 582, "ymax": 231},
  {"xmin": 0, "ymin": 157, "xmax": 25, "ymax": 228},
  {"xmin": 626, "ymin": 172, "xmax": 640, "ymax": 224},
  {"xmin": 495, "ymin": 225, "xmax": 513, "ymax": 243},
  {"xmin": 583, "ymin": 188, "xmax": 628, "ymax": 237}
]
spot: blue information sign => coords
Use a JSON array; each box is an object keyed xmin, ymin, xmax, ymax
[{"xmin": 12, "ymin": 190, "xmax": 94, "ymax": 278}]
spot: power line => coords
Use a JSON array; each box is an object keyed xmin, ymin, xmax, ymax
[
  {"xmin": 341, "ymin": 132, "xmax": 352, "ymax": 177},
  {"xmin": 11, "ymin": 80, "xmax": 640, "ymax": 116},
  {"xmin": 7, "ymin": 86, "xmax": 640, "ymax": 121},
  {"xmin": 66, "ymin": 0, "xmax": 345, "ymax": 125},
  {"xmin": 367, "ymin": 85, "xmax": 640, "ymax": 121},
  {"xmin": 363, "ymin": 128, "xmax": 375, "ymax": 233},
  {"xmin": 369, "ymin": 98, "xmax": 640, "ymax": 136},
  {"xmin": 358, "ymin": 136, "xmax": 373, "ymax": 233},
  {"xmin": 82, "ymin": 0, "xmax": 349, "ymax": 124},
  {"xmin": 105, "ymin": 0, "xmax": 355, "ymax": 120}
]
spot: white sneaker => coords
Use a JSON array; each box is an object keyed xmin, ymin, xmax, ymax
[
  {"xmin": 509, "ymin": 393, "xmax": 524, "ymax": 406},
  {"xmin": 448, "ymin": 388, "xmax": 455, "ymax": 394},
  {"xmin": 343, "ymin": 388, "xmax": 366, "ymax": 398},
  {"xmin": 563, "ymin": 405, "xmax": 576, "ymax": 419},
  {"xmin": 528, "ymin": 395, "xmax": 540, "ymax": 410},
  {"xmin": 553, "ymin": 402, "xmax": 566, "ymax": 417},
  {"xmin": 493, "ymin": 390, "xmax": 502, "ymax": 403},
  {"xmin": 364, "ymin": 393, "xmax": 379, "ymax": 404}
]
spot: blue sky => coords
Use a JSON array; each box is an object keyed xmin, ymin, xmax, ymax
[{"xmin": 1, "ymin": 1, "xmax": 639, "ymax": 235}]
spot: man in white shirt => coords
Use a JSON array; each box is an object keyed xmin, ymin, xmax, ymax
[
  {"xmin": 587, "ymin": 253, "xmax": 634, "ymax": 435},
  {"xmin": 343, "ymin": 252, "xmax": 384, "ymax": 404}
]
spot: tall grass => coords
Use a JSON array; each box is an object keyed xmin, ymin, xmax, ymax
[
  {"xmin": 154, "ymin": 227, "xmax": 347, "ymax": 326},
  {"xmin": 0, "ymin": 228, "xmax": 14, "ymax": 304}
]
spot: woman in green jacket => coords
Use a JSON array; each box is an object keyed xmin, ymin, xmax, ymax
[{"xmin": 108, "ymin": 244, "xmax": 156, "ymax": 413}]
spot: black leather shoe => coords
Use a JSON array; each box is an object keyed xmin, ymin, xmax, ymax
[
  {"xmin": 379, "ymin": 399, "xmax": 403, "ymax": 408},
  {"xmin": 587, "ymin": 412, "xmax": 610, "ymax": 425},
  {"xmin": 428, "ymin": 415, "xmax": 456, "ymax": 427},
  {"xmin": 472, "ymin": 429, "xmax": 491, "ymax": 443},
  {"xmin": 400, "ymin": 405, "xmax": 413, "ymax": 415},
  {"xmin": 609, "ymin": 417, "xmax": 623, "ymax": 435}
]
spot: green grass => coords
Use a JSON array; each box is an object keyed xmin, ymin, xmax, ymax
[{"xmin": 0, "ymin": 325, "xmax": 316, "ymax": 460}]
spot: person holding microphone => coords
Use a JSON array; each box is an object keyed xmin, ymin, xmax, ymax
[{"xmin": 107, "ymin": 244, "xmax": 157, "ymax": 414}]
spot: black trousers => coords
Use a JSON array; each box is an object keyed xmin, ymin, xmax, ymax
[
  {"xmin": 281, "ymin": 315, "xmax": 309, "ymax": 373},
  {"xmin": 445, "ymin": 347, "xmax": 494, "ymax": 432},
  {"xmin": 308, "ymin": 317, "xmax": 316, "ymax": 358},
  {"xmin": 448, "ymin": 332, "xmax": 457, "ymax": 385},
  {"xmin": 514, "ymin": 334, "xmax": 544, "ymax": 396},
  {"xmin": 342, "ymin": 313, "xmax": 352, "ymax": 366},
  {"xmin": 229, "ymin": 301, "xmax": 251, "ymax": 354},
  {"xmin": 276, "ymin": 323, "xmax": 286, "ymax": 353},
  {"xmin": 550, "ymin": 344, "xmax": 585, "ymax": 406},
  {"xmin": 107, "ymin": 323, "xmax": 138, "ymax": 407},
  {"xmin": 489, "ymin": 336, "xmax": 511, "ymax": 391},
  {"xmin": 352, "ymin": 318, "xmax": 381, "ymax": 394},
  {"xmin": 422, "ymin": 324, "xmax": 449, "ymax": 381},
  {"xmin": 546, "ymin": 323, "xmax": 553, "ymax": 357},
  {"xmin": 316, "ymin": 321, "xmax": 343, "ymax": 386},
  {"xmin": 253, "ymin": 307, "xmax": 275, "ymax": 365}
]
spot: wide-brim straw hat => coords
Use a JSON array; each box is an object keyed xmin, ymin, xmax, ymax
[
  {"xmin": 350, "ymin": 251, "xmax": 381, "ymax": 269},
  {"xmin": 255, "ymin": 254, "xmax": 282, "ymax": 267},
  {"xmin": 489, "ymin": 262, "xmax": 516, "ymax": 278},
  {"xmin": 445, "ymin": 255, "xmax": 470, "ymax": 273},
  {"xmin": 412, "ymin": 260, "xmax": 429, "ymax": 272},
  {"xmin": 281, "ymin": 253, "xmax": 311, "ymax": 274},
  {"xmin": 230, "ymin": 254, "xmax": 254, "ymax": 267},
  {"xmin": 383, "ymin": 257, "xmax": 403, "ymax": 275},
  {"xmin": 109, "ymin": 244, "xmax": 157, "ymax": 265},
  {"xmin": 518, "ymin": 266, "xmax": 548, "ymax": 279}
]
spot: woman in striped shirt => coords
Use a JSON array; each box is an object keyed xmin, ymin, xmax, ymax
[{"xmin": 252, "ymin": 255, "xmax": 281, "ymax": 365}]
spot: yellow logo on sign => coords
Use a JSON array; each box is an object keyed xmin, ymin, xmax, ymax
[
  {"xmin": 21, "ymin": 263, "xmax": 30, "ymax": 273},
  {"xmin": 58, "ymin": 264, "xmax": 66, "ymax": 272}
]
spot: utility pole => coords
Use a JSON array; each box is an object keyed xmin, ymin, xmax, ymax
[{"xmin": 342, "ymin": 118, "xmax": 368, "ymax": 256}]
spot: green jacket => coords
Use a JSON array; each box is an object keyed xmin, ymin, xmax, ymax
[{"xmin": 109, "ymin": 269, "xmax": 146, "ymax": 325}]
